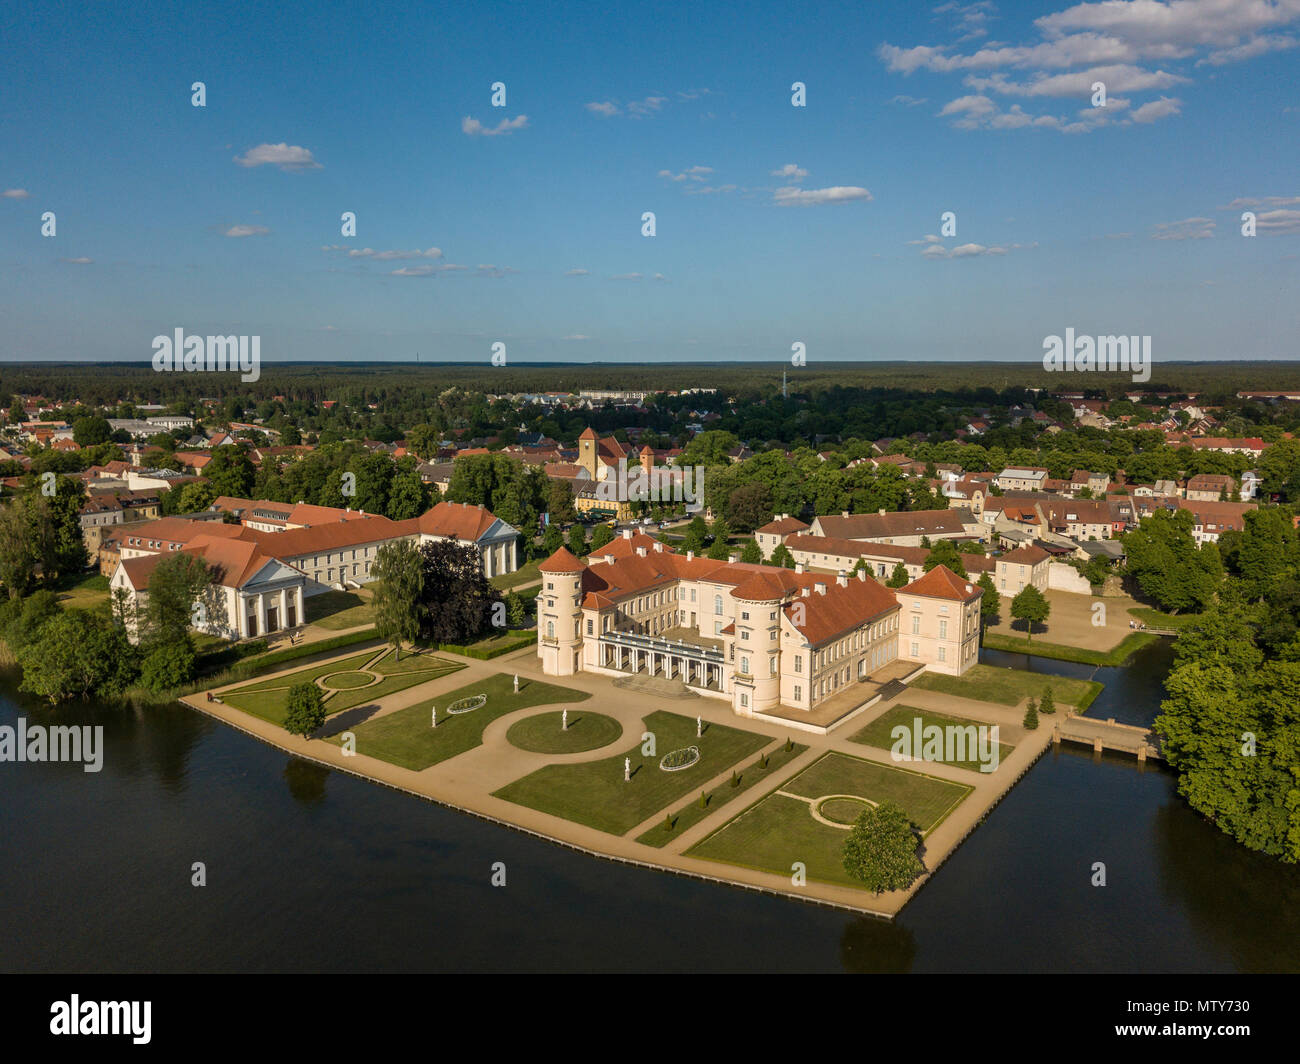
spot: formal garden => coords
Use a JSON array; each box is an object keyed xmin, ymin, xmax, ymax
[
  {"xmin": 492, "ymin": 710, "xmax": 771, "ymax": 835},
  {"xmin": 849, "ymin": 704, "xmax": 1015, "ymax": 772},
  {"xmin": 686, "ymin": 751, "xmax": 971, "ymax": 890},
  {"xmin": 325, "ymin": 672, "xmax": 588, "ymax": 770},
  {"xmin": 219, "ymin": 645, "xmax": 465, "ymax": 725}
]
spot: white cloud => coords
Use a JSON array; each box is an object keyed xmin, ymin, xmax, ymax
[
  {"xmin": 881, "ymin": 1, "xmax": 1300, "ymax": 132},
  {"xmin": 233, "ymin": 143, "xmax": 322, "ymax": 170},
  {"xmin": 223, "ymin": 224, "xmax": 269, "ymax": 237},
  {"xmin": 889, "ymin": 94, "xmax": 929, "ymax": 106},
  {"xmin": 60, "ymin": 256, "xmax": 93, "ymax": 264},
  {"xmin": 659, "ymin": 165, "xmax": 713, "ymax": 182},
  {"xmin": 586, "ymin": 101, "xmax": 620, "ymax": 116},
  {"xmin": 1225, "ymin": 195, "xmax": 1300, "ymax": 208},
  {"xmin": 563, "ymin": 334, "xmax": 591, "ymax": 340},
  {"xmin": 653, "ymin": 273, "xmax": 668, "ymax": 281},
  {"xmin": 2, "ymin": 188, "xmax": 31, "ymax": 199},
  {"xmin": 1151, "ymin": 217, "xmax": 1216, "ymax": 240},
  {"xmin": 1255, "ymin": 208, "xmax": 1300, "ymax": 233},
  {"xmin": 391, "ymin": 265, "xmax": 436, "ymax": 276},
  {"xmin": 1130, "ymin": 96, "xmax": 1182, "ymax": 122},
  {"xmin": 627, "ymin": 95, "xmax": 667, "ymax": 116},
  {"xmin": 610, "ymin": 272, "xmax": 643, "ymax": 280},
  {"xmin": 327, "ymin": 246, "xmax": 442, "ymax": 261},
  {"xmin": 770, "ymin": 163, "xmax": 809, "ymax": 181},
  {"xmin": 564, "ymin": 268, "xmax": 591, "ymax": 276},
  {"xmin": 773, "ymin": 185, "xmax": 872, "ymax": 206},
  {"xmin": 462, "ymin": 114, "xmax": 529, "ymax": 136}
]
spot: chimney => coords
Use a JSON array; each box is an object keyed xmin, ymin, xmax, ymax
[
  {"xmin": 857, "ymin": 569, "xmax": 866, "ymax": 581},
  {"xmin": 966, "ymin": 584, "xmax": 974, "ymax": 594},
  {"xmin": 794, "ymin": 562, "xmax": 805, "ymax": 574},
  {"xmin": 878, "ymin": 509, "xmax": 886, "ymax": 516},
  {"xmin": 841, "ymin": 510, "xmax": 849, "ymax": 518},
  {"xmin": 653, "ymin": 541, "xmax": 663, "ymax": 552},
  {"xmin": 622, "ymin": 528, "xmax": 633, "ymax": 540},
  {"xmin": 636, "ymin": 546, "xmax": 647, "ymax": 557},
  {"xmin": 836, "ymin": 570, "xmax": 848, "ymax": 587},
  {"xmin": 729, "ymin": 552, "xmax": 739, "ymax": 564},
  {"xmin": 815, "ymin": 582, "xmax": 827, "ymax": 595},
  {"xmin": 686, "ymin": 550, "xmax": 694, "ymax": 562},
  {"xmin": 801, "ymin": 586, "xmax": 811, "ymax": 597}
]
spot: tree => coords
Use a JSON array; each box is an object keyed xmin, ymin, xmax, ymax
[
  {"xmin": 771, "ymin": 544, "xmax": 796, "ymax": 569},
  {"xmin": 541, "ymin": 523, "xmax": 564, "ymax": 557},
  {"xmin": 681, "ymin": 514, "xmax": 708, "ymax": 554},
  {"xmin": 507, "ymin": 591, "xmax": 528, "ymax": 628},
  {"xmin": 141, "ymin": 552, "xmax": 217, "ymax": 651},
  {"xmin": 203, "ymin": 445, "xmax": 256, "ymax": 497},
  {"xmin": 726, "ymin": 482, "xmax": 774, "ymax": 532},
  {"xmin": 416, "ymin": 539, "xmax": 497, "ymax": 645},
  {"xmin": 1023, "ymin": 697, "xmax": 1039, "ymax": 730},
  {"xmin": 547, "ymin": 478, "xmax": 578, "ymax": 525},
  {"xmin": 140, "ymin": 640, "xmax": 197, "ymax": 691},
  {"xmin": 976, "ymin": 573, "xmax": 1000, "ymax": 638},
  {"xmin": 284, "ymin": 682, "xmax": 326, "ymax": 738},
  {"xmin": 1040, "ymin": 685, "xmax": 1056, "ymax": 715},
  {"xmin": 0, "ymin": 590, "xmax": 62, "ymax": 650},
  {"xmin": 72, "ymin": 415, "xmax": 111, "ymax": 447},
  {"xmin": 371, "ymin": 539, "xmax": 424, "ymax": 659},
  {"xmin": 841, "ymin": 801, "xmax": 923, "ymax": 893},
  {"xmin": 1122, "ymin": 509, "xmax": 1222, "ymax": 613},
  {"xmin": 740, "ymin": 539, "xmax": 762, "ymax": 564},
  {"xmin": 589, "ymin": 523, "xmax": 615, "ymax": 552},
  {"xmin": 707, "ymin": 516, "xmax": 732, "ymax": 560},
  {"xmin": 17, "ymin": 610, "xmax": 138, "ymax": 703},
  {"xmin": 1011, "ymin": 584, "xmax": 1050, "ymax": 640},
  {"xmin": 567, "ymin": 523, "xmax": 588, "ymax": 557},
  {"xmin": 923, "ymin": 539, "xmax": 968, "ymax": 578},
  {"xmin": 887, "ymin": 562, "xmax": 910, "ymax": 588},
  {"xmin": 174, "ymin": 479, "xmax": 218, "ymax": 515},
  {"xmin": 386, "ymin": 466, "xmax": 430, "ymax": 520}
]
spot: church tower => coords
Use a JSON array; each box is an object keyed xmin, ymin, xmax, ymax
[{"xmin": 578, "ymin": 427, "xmax": 598, "ymax": 480}]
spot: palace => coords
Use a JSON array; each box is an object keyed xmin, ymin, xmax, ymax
[{"xmin": 536, "ymin": 530, "xmax": 980, "ymax": 723}]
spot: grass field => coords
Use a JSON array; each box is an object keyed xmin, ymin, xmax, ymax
[
  {"xmin": 910, "ymin": 663, "xmax": 1100, "ymax": 710},
  {"xmin": 635, "ymin": 740, "xmax": 807, "ymax": 848},
  {"xmin": 981, "ymin": 630, "xmax": 1157, "ymax": 666},
  {"xmin": 490, "ymin": 560, "xmax": 542, "ymax": 591},
  {"xmin": 506, "ymin": 711, "xmax": 623, "ymax": 754},
  {"xmin": 849, "ymin": 705, "xmax": 1013, "ymax": 773},
  {"xmin": 1128, "ymin": 607, "xmax": 1200, "ymax": 630},
  {"xmin": 304, "ymin": 589, "xmax": 374, "ymax": 630},
  {"xmin": 56, "ymin": 573, "xmax": 111, "ymax": 616},
  {"xmin": 330, "ymin": 673, "xmax": 588, "ymax": 770},
  {"xmin": 493, "ymin": 710, "xmax": 769, "ymax": 836},
  {"xmin": 221, "ymin": 647, "xmax": 464, "ymax": 725},
  {"xmin": 687, "ymin": 751, "xmax": 971, "ymax": 889}
]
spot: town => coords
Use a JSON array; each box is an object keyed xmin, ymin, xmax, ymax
[{"xmin": 0, "ymin": 361, "xmax": 1295, "ymax": 918}]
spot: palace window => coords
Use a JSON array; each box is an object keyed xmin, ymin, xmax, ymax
[
  {"xmin": 714, "ymin": 594, "xmax": 723, "ymax": 615},
  {"xmin": 939, "ymin": 620, "xmax": 948, "ymax": 639},
  {"xmin": 911, "ymin": 615, "xmax": 920, "ymax": 635}
]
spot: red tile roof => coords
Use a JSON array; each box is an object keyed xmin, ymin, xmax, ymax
[{"xmin": 900, "ymin": 564, "xmax": 980, "ymax": 602}]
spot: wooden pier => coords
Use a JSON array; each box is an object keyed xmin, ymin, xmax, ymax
[{"xmin": 1053, "ymin": 712, "xmax": 1163, "ymax": 762}]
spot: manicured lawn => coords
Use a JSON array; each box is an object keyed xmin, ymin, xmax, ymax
[
  {"xmin": 506, "ymin": 711, "xmax": 623, "ymax": 754},
  {"xmin": 331, "ymin": 673, "xmax": 588, "ymax": 770},
  {"xmin": 220, "ymin": 647, "xmax": 465, "ymax": 724},
  {"xmin": 910, "ymin": 663, "xmax": 1100, "ymax": 710},
  {"xmin": 849, "ymin": 705, "xmax": 1013, "ymax": 774},
  {"xmin": 57, "ymin": 573, "xmax": 110, "ymax": 615},
  {"xmin": 304, "ymin": 589, "xmax": 374, "ymax": 630},
  {"xmin": 981, "ymin": 630, "xmax": 1157, "ymax": 666},
  {"xmin": 1128, "ymin": 607, "xmax": 1200, "ymax": 630},
  {"xmin": 494, "ymin": 711, "xmax": 769, "ymax": 836},
  {"xmin": 434, "ymin": 629, "xmax": 538, "ymax": 657},
  {"xmin": 687, "ymin": 751, "xmax": 972, "ymax": 890},
  {"xmin": 490, "ymin": 560, "xmax": 542, "ymax": 591},
  {"xmin": 635, "ymin": 740, "xmax": 807, "ymax": 848}
]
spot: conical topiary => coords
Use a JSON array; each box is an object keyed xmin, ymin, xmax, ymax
[
  {"xmin": 1023, "ymin": 697, "xmax": 1040, "ymax": 730},
  {"xmin": 1040, "ymin": 685, "xmax": 1056, "ymax": 715}
]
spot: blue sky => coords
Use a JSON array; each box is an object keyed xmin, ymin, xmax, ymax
[{"xmin": 2, "ymin": 0, "xmax": 1298, "ymax": 366}]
